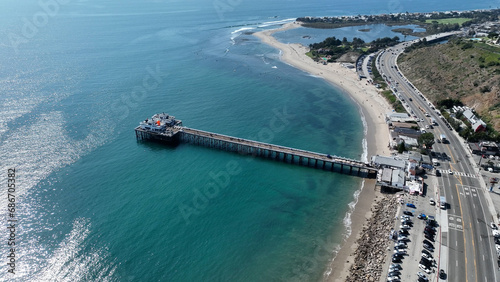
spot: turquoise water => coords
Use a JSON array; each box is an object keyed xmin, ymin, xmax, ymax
[{"xmin": 0, "ymin": 0, "xmax": 495, "ymax": 281}]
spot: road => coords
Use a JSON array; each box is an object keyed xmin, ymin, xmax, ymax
[{"xmin": 377, "ymin": 32, "xmax": 499, "ymax": 282}]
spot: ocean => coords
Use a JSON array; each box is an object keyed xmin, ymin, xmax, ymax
[{"xmin": 0, "ymin": 0, "xmax": 496, "ymax": 281}]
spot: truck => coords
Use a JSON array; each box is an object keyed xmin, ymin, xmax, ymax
[
  {"xmin": 439, "ymin": 134, "xmax": 447, "ymax": 143},
  {"xmin": 440, "ymin": 196, "xmax": 446, "ymax": 209}
]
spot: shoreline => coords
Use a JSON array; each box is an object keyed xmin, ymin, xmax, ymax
[{"xmin": 254, "ymin": 23, "xmax": 393, "ymax": 281}]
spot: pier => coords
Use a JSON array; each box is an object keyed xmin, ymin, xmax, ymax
[{"xmin": 135, "ymin": 113, "xmax": 377, "ymax": 177}]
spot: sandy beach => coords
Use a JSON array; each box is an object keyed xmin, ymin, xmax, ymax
[{"xmin": 254, "ymin": 23, "xmax": 393, "ymax": 281}]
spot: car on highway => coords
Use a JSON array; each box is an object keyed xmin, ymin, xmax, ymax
[
  {"xmin": 403, "ymin": 211, "xmax": 413, "ymax": 216},
  {"xmin": 406, "ymin": 203, "xmax": 416, "ymax": 209},
  {"xmin": 435, "ymin": 169, "xmax": 441, "ymax": 176}
]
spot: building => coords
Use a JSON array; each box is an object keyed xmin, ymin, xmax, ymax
[
  {"xmin": 463, "ymin": 109, "xmax": 486, "ymax": 132},
  {"xmin": 371, "ymin": 155, "xmax": 407, "ymax": 170}
]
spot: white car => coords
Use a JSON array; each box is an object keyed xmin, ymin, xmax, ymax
[
  {"xmin": 421, "ymin": 252, "xmax": 432, "ymax": 259},
  {"xmin": 493, "ymin": 230, "xmax": 500, "ymax": 238},
  {"xmin": 419, "ymin": 264, "xmax": 432, "ymax": 274},
  {"xmin": 387, "ymin": 276, "xmax": 400, "ymax": 281},
  {"xmin": 429, "ymin": 198, "xmax": 435, "ymax": 205}
]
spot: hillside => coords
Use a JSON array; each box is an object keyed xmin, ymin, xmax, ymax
[{"xmin": 398, "ymin": 38, "xmax": 500, "ymax": 131}]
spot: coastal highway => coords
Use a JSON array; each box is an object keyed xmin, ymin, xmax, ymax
[{"xmin": 377, "ymin": 34, "xmax": 499, "ymax": 282}]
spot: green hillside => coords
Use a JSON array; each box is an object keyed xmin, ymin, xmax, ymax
[{"xmin": 398, "ymin": 38, "xmax": 500, "ymax": 131}]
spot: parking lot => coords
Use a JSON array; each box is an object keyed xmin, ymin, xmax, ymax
[{"xmin": 380, "ymin": 177, "xmax": 444, "ymax": 282}]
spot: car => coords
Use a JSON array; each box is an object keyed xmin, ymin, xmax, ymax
[
  {"xmin": 494, "ymin": 237, "xmax": 500, "ymax": 245},
  {"xmin": 392, "ymin": 257, "xmax": 402, "ymax": 263},
  {"xmin": 435, "ymin": 169, "xmax": 441, "ymax": 176},
  {"xmin": 389, "ymin": 264, "xmax": 402, "ymax": 271},
  {"xmin": 403, "ymin": 211, "xmax": 413, "ymax": 216},
  {"xmin": 423, "ymin": 239, "xmax": 434, "ymax": 246},
  {"xmin": 449, "ymin": 170, "xmax": 453, "ymax": 175},
  {"xmin": 425, "ymin": 226, "xmax": 436, "ymax": 232},
  {"xmin": 429, "ymin": 198, "xmax": 435, "ymax": 205},
  {"xmin": 394, "ymin": 250, "xmax": 407, "ymax": 255},
  {"xmin": 395, "ymin": 242, "xmax": 406, "ymax": 247},
  {"xmin": 401, "ymin": 215, "xmax": 410, "ymax": 220},
  {"xmin": 406, "ymin": 203, "xmax": 416, "ymax": 209},
  {"xmin": 388, "ymin": 270, "xmax": 401, "ymax": 277},
  {"xmin": 420, "ymin": 257, "xmax": 434, "ymax": 266},
  {"xmin": 436, "ymin": 138, "xmax": 441, "ymax": 143},
  {"xmin": 439, "ymin": 269, "xmax": 446, "ymax": 279},
  {"xmin": 417, "ymin": 271, "xmax": 428, "ymax": 281},
  {"xmin": 424, "ymin": 234, "xmax": 435, "ymax": 242},
  {"xmin": 421, "ymin": 252, "xmax": 432, "ymax": 260},
  {"xmin": 402, "ymin": 220, "xmax": 413, "ymax": 225},
  {"xmin": 419, "ymin": 264, "xmax": 432, "ymax": 274},
  {"xmin": 493, "ymin": 230, "xmax": 500, "ymax": 238},
  {"xmin": 399, "ymin": 229, "xmax": 409, "ymax": 236},
  {"xmin": 423, "ymin": 244, "xmax": 434, "ymax": 252},
  {"xmin": 418, "ymin": 213, "xmax": 427, "ymax": 220},
  {"xmin": 424, "ymin": 230, "xmax": 435, "ymax": 237},
  {"xmin": 400, "ymin": 224, "xmax": 411, "ymax": 230},
  {"xmin": 387, "ymin": 276, "xmax": 400, "ymax": 281},
  {"xmin": 491, "ymin": 222, "xmax": 498, "ymax": 230}
]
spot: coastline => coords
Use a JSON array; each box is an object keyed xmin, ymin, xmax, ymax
[{"xmin": 254, "ymin": 23, "xmax": 393, "ymax": 281}]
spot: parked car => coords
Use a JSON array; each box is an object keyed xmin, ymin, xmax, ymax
[
  {"xmin": 392, "ymin": 257, "xmax": 402, "ymax": 263},
  {"xmin": 417, "ymin": 271, "xmax": 428, "ymax": 281},
  {"xmin": 491, "ymin": 222, "xmax": 498, "ymax": 230},
  {"xmin": 406, "ymin": 203, "xmax": 416, "ymax": 209},
  {"xmin": 388, "ymin": 270, "xmax": 401, "ymax": 277},
  {"xmin": 439, "ymin": 269, "xmax": 446, "ymax": 279},
  {"xmin": 418, "ymin": 213, "xmax": 427, "ymax": 220},
  {"xmin": 403, "ymin": 211, "xmax": 413, "ymax": 216},
  {"xmin": 419, "ymin": 264, "xmax": 432, "ymax": 274},
  {"xmin": 423, "ymin": 244, "xmax": 434, "ymax": 252},
  {"xmin": 387, "ymin": 276, "xmax": 400, "ymax": 281},
  {"xmin": 423, "ymin": 239, "xmax": 434, "ymax": 248},
  {"xmin": 422, "ymin": 249, "xmax": 432, "ymax": 256},
  {"xmin": 389, "ymin": 264, "xmax": 402, "ymax": 271},
  {"xmin": 424, "ymin": 234, "xmax": 435, "ymax": 242},
  {"xmin": 421, "ymin": 252, "xmax": 432, "ymax": 260},
  {"xmin": 399, "ymin": 229, "xmax": 409, "ymax": 236}
]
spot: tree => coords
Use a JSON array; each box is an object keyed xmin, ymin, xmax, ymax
[
  {"xmin": 397, "ymin": 140, "xmax": 406, "ymax": 153},
  {"xmin": 418, "ymin": 132, "xmax": 435, "ymax": 149}
]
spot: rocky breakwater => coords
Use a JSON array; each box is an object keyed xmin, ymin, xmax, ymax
[{"xmin": 344, "ymin": 195, "xmax": 399, "ymax": 282}]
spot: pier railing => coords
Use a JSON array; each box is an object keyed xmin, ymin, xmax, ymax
[{"xmin": 136, "ymin": 124, "xmax": 377, "ymax": 178}]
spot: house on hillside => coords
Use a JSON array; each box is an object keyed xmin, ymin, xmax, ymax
[{"xmin": 463, "ymin": 109, "xmax": 486, "ymax": 132}]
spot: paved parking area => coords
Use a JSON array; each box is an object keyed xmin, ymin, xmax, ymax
[{"xmin": 380, "ymin": 176, "xmax": 442, "ymax": 282}]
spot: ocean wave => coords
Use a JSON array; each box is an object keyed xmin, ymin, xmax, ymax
[
  {"xmin": 257, "ymin": 18, "xmax": 296, "ymax": 28},
  {"xmin": 231, "ymin": 27, "xmax": 256, "ymax": 34}
]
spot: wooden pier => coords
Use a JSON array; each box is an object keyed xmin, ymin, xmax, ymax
[{"xmin": 135, "ymin": 114, "xmax": 377, "ymax": 178}]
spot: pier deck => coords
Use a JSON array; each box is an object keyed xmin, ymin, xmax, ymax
[
  {"xmin": 135, "ymin": 113, "xmax": 376, "ymax": 177},
  {"xmin": 178, "ymin": 127, "xmax": 376, "ymax": 176}
]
